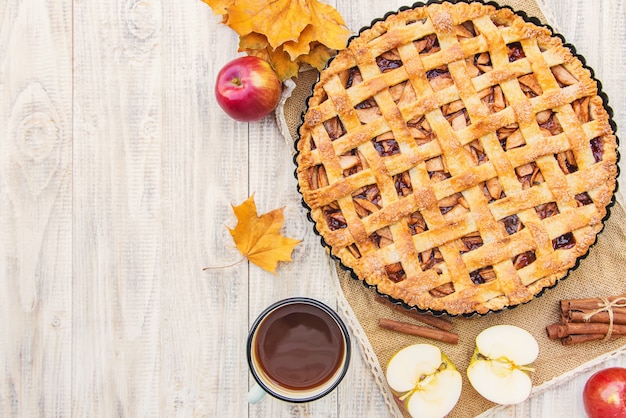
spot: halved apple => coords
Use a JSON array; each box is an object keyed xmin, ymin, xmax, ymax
[
  {"xmin": 386, "ymin": 344, "xmax": 462, "ymax": 418},
  {"xmin": 466, "ymin": 325, "xmax": 539, "ymax": 405}
]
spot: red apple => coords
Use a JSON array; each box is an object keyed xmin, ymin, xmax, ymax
[
  {"xmin": 215, "ymin": 56, "xmax": 282, "ymax": 122},
  {"xmin": 583, "ymin": 367, "xmax": 626, "ymax": 418}
]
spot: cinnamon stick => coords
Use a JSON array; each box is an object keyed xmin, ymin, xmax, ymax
[
  {"xmin": 564, "ymin": 304, "xmax": 626, "ymax": 316},
  {"xmin": 560, "ymin": 295, "xmax": 626, "ymax": 316},
  {"xmin": 547, "ymin": 322, "xmax": 626, "ymax": 340},
  {"xmin": 563, "ymin": 294, "xmax": 626, "ymax": 305},
  {"xmin": 567, "ymin": 310, "xmax": 626, "ymax": 325},
  {"xmin": 375, "ymin": 296, "xmax": 454, "ymax": 332},
  {"xmin": 378, "ymin": 318, "xmax": 459, "ymax": 345},
  {"xmin": 546, "ymin": 322, "xmax": 562, "ymax": 340},
  {"xmin": 561, "ymin": 334, "xmax": 620, "ymax": 346}
]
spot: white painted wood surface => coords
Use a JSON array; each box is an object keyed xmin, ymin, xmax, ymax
[{"xmin": 0, "ymin": 0, "xmax": 624, "ymax": 417}]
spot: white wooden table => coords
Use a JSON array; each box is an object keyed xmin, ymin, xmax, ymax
[{"xmin": 1, "ymin": 0, "xmax": 624, "ymax": 416}]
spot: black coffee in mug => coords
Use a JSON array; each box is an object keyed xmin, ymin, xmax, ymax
[
  {"xmin": 247, "ymin": 297, "xmax": 350, "ymax": 403},
  {"xmin": 255, "ymin": 302, "xmax": 345, "ymax": 390}
]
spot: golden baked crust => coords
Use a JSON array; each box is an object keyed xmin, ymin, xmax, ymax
[{"xmin": 295, "ymin": 2, "xmax": 618, "ymax": 315}]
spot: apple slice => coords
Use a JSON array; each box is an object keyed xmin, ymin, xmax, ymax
[
  {"xmin": 386, "ymin": 344, "xmax": 462, "ymax": 418},
  {"xmin": 467, "ymin": 325, "xmax": 539, "ymax": 405}
]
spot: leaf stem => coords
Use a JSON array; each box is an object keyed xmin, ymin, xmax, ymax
[{"xmin": 202, "ymin": 257, "xmax": 246, "ymax": 271}]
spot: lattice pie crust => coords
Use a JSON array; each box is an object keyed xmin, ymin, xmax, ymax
[{"xmin": 295, "ymin": 2, "xmax": 618, "ymax": 315}]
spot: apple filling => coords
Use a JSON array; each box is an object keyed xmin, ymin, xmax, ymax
[
  {"xmin": 507, "ymin": 42, "xmax": 525, "ymax": 62},
  {"xmin": 373, "ymin": 132, "xmax": 400, "ymax": 157},
  {"xmin": 339, "ymin": 149, "xmax": 367, "ymax": 176},
  {"xmin": 470, "ymin": 267, "xmax": 497, "ymax": 285},
  {"xmin": 322, "ymin": 201, "xmax": 346, "ymax": 231},
  {"xmin": 454, "ymin": 20, "xmax": 478, "ymax": 39},
  {"xmin": 480, "ymin": 84, "xmax": 507, "ymax": 114},
  {"xmin": 429, "ymin": 282, "xmax": 455, "ymax": 298},
  {"xmin": 497, "ymin": 123, "xmax": 525, "ymax": 150},
  {"xmin": 370, "ymin": 227, "xmax": 393, "ymax": 248},
  {"xmin": 474, "ymin": 52, "xmax": 493, "ymax": 76},
  {"xmin": 408, "ymin": 115, "xmax": 435, "ymax": 145},
  {"xmin": 419, "ymin": 247, "xmax": 444, "ymax": 273},
  {"xmin": 385, "ymin": 262, "xmax": 405, "ymax": 283},
  {"xmin": 551, "ymin": 64, "xmax": 579, "ymax": 87},
  {"xmin": 414, "ymin": 33, "xmax": 439, "ymax": 55},
  {"xmin": 575, "ymin": 192, "xmax": 594, "ymax": 206},
  {"xmin": 376, "ymin": 50, "xmax": 402, "ymax": 72},
  {"xmin": 516, "ymin": 162, "xmax": 544, "ymax": 190},
  {"xmin": 407, "ymin": 211, "xmax": 428, "ymax": 235},
  {"xmin": 552, "ymin": 232, "xmax": 576, "ymax": 250},
  {"xmin": 458, "ymin": 232, "xmax": 484, "ymax": 253},
  {"xmin": 591, "ymin": 137, "xmax": 604, "ymax": 162},
  {"xmin": 535, "ymin": 201, "xmax": 559, "ymax": 220},
  {"xmin": 499, "ymin": 214, "xmax": 524, "ymax": 235},
  {"xmin": 427, "ymin": 66, "xmax": 453, "ymax": 92},
  {"xmin": 482, "ymin": 178, "xmax": 506, "ymax": 202},
  {"xmin": 323, "ymin": 116, "xmax": 346, "ymax": 140},
  {"xmin": 514, "ymin": 250, "xmax": 536, "ymax": 270},
  {"xmin": 394, "ymin": 171, "xmax": 413, "ymax": 197},
  {"xmin": 352, "ymin": 184, "xmax": 382, "ymax": 218},
  {"xmin": 519, "ymin": 74, "xmax": 543, "ymax": 97}
]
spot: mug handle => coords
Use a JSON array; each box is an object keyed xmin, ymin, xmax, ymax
[{"xmin": 247, "ymin": 382, "xmax": 267, "ymax": 404}]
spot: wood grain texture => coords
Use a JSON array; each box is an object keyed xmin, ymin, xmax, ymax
[
  {"xmin": 0, "ymin": 0, "xmax": 624, "ymax": 417},
  {"xmin": 160, "ymin": 2, "xmax": 250, "ymax": 417},
  {"xmin": 73, "ymin": 0, "xmax": 162, "ymax": 415},
  {"xmin": 0, "ymin": 0, "xmax": 73, "ymax": 416}
]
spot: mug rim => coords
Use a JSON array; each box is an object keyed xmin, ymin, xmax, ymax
[{"xmin": 246, "ymin": 297, "xmax": 351, "ymax": 403}]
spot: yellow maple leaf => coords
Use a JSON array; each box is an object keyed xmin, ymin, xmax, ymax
[
  {"xmin": 203, "ymin": 0, "xmax": 350, "ymax": 82},
  {"xmin": 282, "ymin": 25, "xmax": 315, "ymax": 60},
  {"xmin": 239, "ymin": 32, "xmax": 270, "ymax": 51},
  {"xmin": 227, "ymin": 194, "xmax": 301, "ymax": 273},
  {"xmin": 305, "ymin": 0, "xmax": 349, "ymax": 51},
  {"xmin": 226, "ymin": 0, "xmax": 310, "ymax": 49},
  {"xmin": 267, "ymin": 45, "xmax": 301, "ymax": 80},
  {"xmin": 299, "ymin": 42, "xmax": 335, "ymax": 71},
  {"xmin": 201, "ymin": 0, "xmax": 233, "ymax": 16}
]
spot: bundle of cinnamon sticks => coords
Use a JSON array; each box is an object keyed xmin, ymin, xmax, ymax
[
  {"xmin": 375, "ymin": 296, "xmax": 458, "ymax": 344},
  {"xmin": 546, "ymin": 294, "xmax": 626, "ymax": 345}
]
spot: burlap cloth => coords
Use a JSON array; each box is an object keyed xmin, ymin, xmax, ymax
[{"xmin": 278, "ymin": 1, "xmax": 625, "ymax": 416}]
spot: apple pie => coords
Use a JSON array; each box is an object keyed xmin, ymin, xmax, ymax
[{"xmin": 295, "ymin": 2, "xmax": 618, "ymax": 315}]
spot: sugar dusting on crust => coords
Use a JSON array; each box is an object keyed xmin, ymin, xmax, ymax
[
  {"xmin": 512, "ymin": 101, "xmax": 533, "ymax": 125},
  {"xmin": 428, "ymin": 4, "xmax": 454, "ymax": 33},
  {"xmin": 305, "ymin": 108, "xmax": 323, "ymax": 127},
  {"xmin": 589, "ymin": 96, "xmax": 611, "ymax": 131}
]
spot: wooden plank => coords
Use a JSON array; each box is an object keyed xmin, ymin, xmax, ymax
[
  {"xmin": 0, "ymin": 0, "xmax": 73, "ymax": 416},
  {"xmin": 159, "ymin": 1, "xmax": 250, "ymax": 416},
  {"xmin": 72, "ymin": 0, "xmax": 162, "ymax": 415}
]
